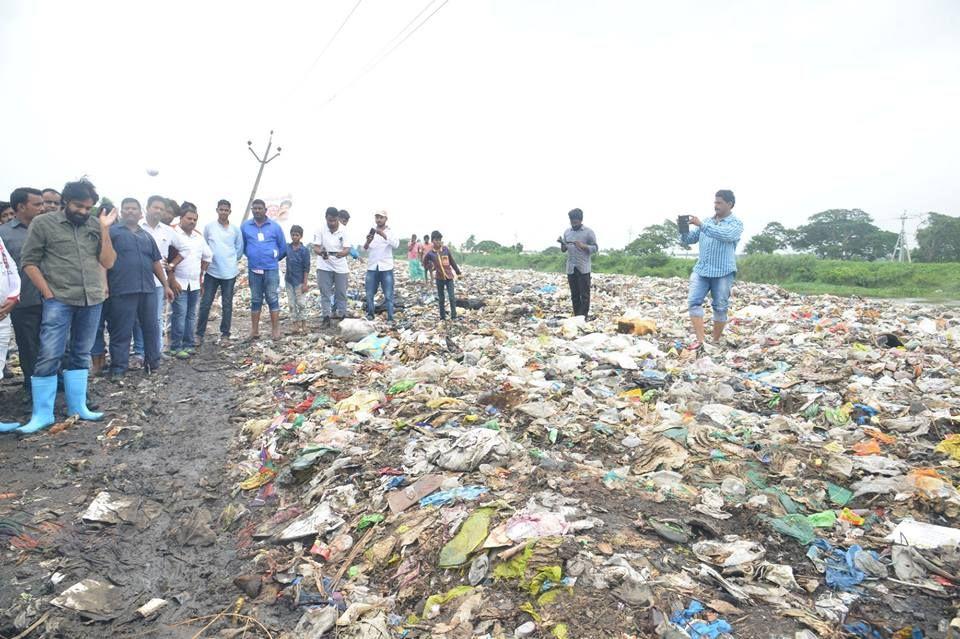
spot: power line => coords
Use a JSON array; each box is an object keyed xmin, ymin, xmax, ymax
[
  {"xmin": 325, "ymin": 0, "xmax": 452, "ymax": 105},
  {"xmin": 288, "ymin": 0, "xmax": 364, "ymax": 98}
]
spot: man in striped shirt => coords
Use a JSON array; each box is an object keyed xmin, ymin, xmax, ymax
[{"xmin": 679, "ymin": 190, "xmax": 743, "ymax": 347}]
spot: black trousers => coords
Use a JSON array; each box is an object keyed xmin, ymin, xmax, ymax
[
  {"xmin": 10, "ymin": 304, "xmax": 42, "ymax": 389},
  {"xmin": 567, "ymin": 269, "xmax": 591, "ymax": 317},
  {"xmin": 108, "ymin": 292, "xmax": 160, "ymax": 374}
]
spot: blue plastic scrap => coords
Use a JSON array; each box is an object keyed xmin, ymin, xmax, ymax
[
  {"xmin": 669, "ymin": 600, "xmax": 733, "ymax": 639},
  {"xmin": 808, "ymin": 539, "xmax": 881, "ymax": 590},
  {"xmin": 842, "ymin": 621, "xmax": 885, "ymax": 639},
  {"xmin": 419, "ymin": 485, "xmax": 489, "ymax": 508},
  {"xmin": 852, "ymin": 403, "xmax": 879, "ymax": 425}
]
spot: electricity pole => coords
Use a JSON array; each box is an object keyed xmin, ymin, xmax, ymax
[
  {"xmin": 893, "ymin": 211, "xmax": 912, "ymax": 263},
  {"xmin": 241, "ymin": 131, "xmax": 282, "ymax": 223}
]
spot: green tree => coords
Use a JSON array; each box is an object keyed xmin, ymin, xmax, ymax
[
  {"xmin": 625, "ymin": 219, "xmax": 678, "ymax": 256},
  {"xmin": 474, "ymin": 240, "xmax": 504, "ymax": 253},
  {"xmin": 745, "ymin": 221, "xmax": 791, "ymax": 254},
  {"xmin": 464, "ymin": 234, "xmax": 477, "ymax": 252},
  {"xmin": 913, "ymin": 213, "xmax": 960, "ymax": 263},
  {"xmin": 791, "ymin": 209, "xmax": 896, "ymax": 260}
]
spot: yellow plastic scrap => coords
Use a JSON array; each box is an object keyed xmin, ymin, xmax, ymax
[
  {"xmin": 527, "ymin": 566, "xmax": 563, "ymax": 598},
  {"xmin": 823, "ymin": 441, "xmax": 845, "ymax": 454},
  {"xmin": 839, "ymin": 508, "xmax": 865, "ymax": 526},
  {"xmin": 238, "ymin": 468, "xmax": 276, "ymax": 490},
  {"xmin": 493, "ymin": 542, "xmax": 536, "ymax": 581},
  {"xmin": 935, "ymin": 434, "xmax": 960, "ymax": 461},
  {"xmin": 552, "ymin": 623, "xmax": 570, "ymax": 639},
  {"xmin": 519, "ymin": 601, "xmax": 541, "ymax": 622},
  {"xmin": 422, "ymin": 585, "xmax": 474, "ymax": 618},
  {"xmin": 426, "ymin": 397, "xmax": 462, "ymax": 409},
  {"xmin": 335, "ymin": 391, "xmax": 381, "ymax": 416}
]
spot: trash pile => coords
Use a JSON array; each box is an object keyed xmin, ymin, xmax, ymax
[{"xmin": 216, "ymin": 269, "xmax": 960, "ymax": 636}]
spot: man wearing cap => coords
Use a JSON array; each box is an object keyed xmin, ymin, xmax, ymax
[
  {"xmin": 558, "ymin": 208, "xmax": 598, "ymax": 318},
  {"xmin": 363, "ymin": 211, "xmax": 399, "ymax": 322}
]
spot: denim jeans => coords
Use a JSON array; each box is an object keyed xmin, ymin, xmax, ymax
[
  {"xmin": 197, "ymin": 275, "xmax": 236, "ymax": 338},
  {"xmin": 437, "ymin": 279, "xmax": 457, "ymax": 320},
  {"xmin": 133, "ymin": 285, "xmax": 165, "ymax": 355},
  {"xmin": 364, "ymin": 268, "xmax": 395, "ymax": 320},
  {"xmin": 108, "ymin": 292, "xmax": 160, "ymax": 373},
  {"xmin": 249, "ymin": 269, "xmax": 280, "ymax": 312},
  {"xmin": 688, "ymin": 271, "xmax": 735, "ymax": 323},
  {"xmin": 168, "ymin": 288, "xmax": 200, "ymax": 351},
  {"xmin": 34, "ymin": 298, "xmax": 103, "ymax": 377}
]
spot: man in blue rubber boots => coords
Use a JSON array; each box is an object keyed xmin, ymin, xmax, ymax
[
  {"xmin": 679, "ymin": 189, "xmax": 743, "ymax": 349},
  {"xmin": 12, "ymin": 179, "xmax": 117, "ymax": 434}
]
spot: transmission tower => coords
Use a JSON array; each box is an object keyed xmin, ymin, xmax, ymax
[{"xmin": 892, "ymin": 211, "xmax": 912, "ymax": 263}]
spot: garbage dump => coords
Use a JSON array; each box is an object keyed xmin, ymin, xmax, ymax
[{"xmin": 3, "ymin": 267, "xmax": 960, "ymax": 638}]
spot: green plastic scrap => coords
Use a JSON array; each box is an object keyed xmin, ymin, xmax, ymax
[
  {"xmin": 311, "ymin": 395, "xmax": 331, "ymax": 409},
  {"xmin": 552, "ymin": 623, "xmax": 570, "ymax": 639},
  {"xmin": 548, "ymin": 429, "xmax": 559, "ymax": 444},
  {"xmin": 745, "ymin": 470, "xmax": 768, "ymax": 489},
  {"xmin": 824, "ymin": 407, "xmax": 849, "ymax": 426},
  {"xmin": 661, "ymin": 427, "xmax": 688, "ymax": 442},
  {"xmin": 438, "ymin": 507, "xmax": 495, "ymax": 568},
  {"xmin": 769, "ymin": 514, "xmax": 815, "ymax": 544},
  {"xmin": 528, "ymin": 566, "xmax": 563, "ymax": 597},
  {"xmin": 388, "ymin": 380, "xmax": 416, "ymax": 395},
  {"xmin": 356, "ymin": 513, "xmax": 385, "ymax": 532},
  {"xmin": 826, "ymin": 482, "xmax": 853, "ymax": 506},
  {"xmin": 291, "ymin": 415, "xmax": 305, "ymax": 428},
  {"xmin": 806, "ymin": 510, "xmax": 837, "ymax": 528},
  {"xmin": 493, "ymin": 542, "xmax": 536, "ymax": 581},
  {"xmin": 422, "ymin": 585, "xmax": 474, "ymax": 616},
  {"xmin": 764, "ymin": 487, "xmax": 799, "ymax": 514},
  {"xmin": 803, "ymin": 403, "xmax": 820, "ymax": 419},
  {"xmin": 482, "ymin": 420, "xmax": 501, "ymax": 431}
]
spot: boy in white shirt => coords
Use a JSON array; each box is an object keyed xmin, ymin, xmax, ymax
[{"xmin": 313, "ymin": 207, "xmax": 350, "ymax": 328}]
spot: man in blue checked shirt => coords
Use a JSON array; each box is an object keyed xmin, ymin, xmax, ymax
[{"xmin": 679, "ymin": 189, "xmax": 743, "ymax": 347}]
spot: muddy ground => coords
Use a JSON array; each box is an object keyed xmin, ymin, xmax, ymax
[{"xmin": 0, "ymin": 339, "xmax": 245, "ymax": 639}]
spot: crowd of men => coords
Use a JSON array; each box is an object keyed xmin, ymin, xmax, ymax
[{"xmin": 0, "ymin": 179, "xmax": 741, "ymax": 436}]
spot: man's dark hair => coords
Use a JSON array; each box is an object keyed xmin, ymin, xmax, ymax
[
  {"xmin": 147, "ymin": 195, "xmax": 166, "ymax": 208},
  {"xmin": 217, "ymin": 199, "xmax": 231, "ymax": 209},
  {"xmin": 121, "ymin": 197, "xmax": 141, "ymax": 209},
  {"xmin": 252, "ymin": 198, "xmax": 266, "ymax": 207},
  {"xmin": 62, "ymin": 179, "xmax": 98, "ymax": 205},
  {"xmin": 338, "ymin": 209, "xmax": 350, "ymax": 219},
  {"xmin": 716, "ymin": 190, "xmax": 735, "ymax": 206},
  {"xmin": 180, "ymin": 201, "xmax": 198, "ymax": 215},
  {"xmin": 0, "ymin": 201, "xmax": 10, "ymax": 212},
  {"xmin": 290, "ymin": 224, "xmax": 304, "ymax": 235},
  {"xmin": 166, "ymin": 199, "xmax": 182, "ymax": 216},
  {"xmin": 41, "ymin": 188, "xmax": 61, "ymax": 197},
  {"xmin": 10, "ymin": 187, "xmax": 42, "ymax": 211},
  {"xmin": 430, "ymin": 230, "xmax": 443, "ymax": 241},
  {"xmin": 325, "ymin": 206, "xmax": 339, "ymax": 217},
  {"xmin": 280, "ymin": 199, "xmax": 292, "ymax": 207},
  {"xmin": 423, "ymin": 234, "xmax": 430, "ymax": 242},
  {"xmin": 568, "ymin": 208, "xmax": 584, "ymax": 221}
]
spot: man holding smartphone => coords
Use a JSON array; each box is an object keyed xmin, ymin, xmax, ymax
[
  {"xmin": 363, "ymin": 210, "xmax": 399, "ymax": 323},
  {"xmin": 558, "ymin": 208, "xmax": 598, "ymax": 318},
  {"xmin": 679, "ymin": 189, "xmax": 743, "ymax": 348}
]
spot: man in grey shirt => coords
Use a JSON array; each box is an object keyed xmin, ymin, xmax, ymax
[{"xmin": 557, "ymin": 208, "xmax": 598, "ymax": 318}]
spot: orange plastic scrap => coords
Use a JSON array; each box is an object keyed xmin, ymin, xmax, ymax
[
  {"xmin": 239, "ymin": 467, "xmax": 277, "ymax": 490},
  {"xmin": 863, "ymin": 427, "xmax": 896, "ymax": 445},
  {"xmin": 851, "ymin": 439, "xmax": 882, "ymax": 456},
  {"xmin": 838, "ymin": 508, "xmax": 865, "ymax": 526}
]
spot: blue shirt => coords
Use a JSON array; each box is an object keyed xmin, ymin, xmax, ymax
[
  {"xmin": 241, "ymin": 218, "xmax": 286, "ymax": 271},
  {"xmin": 107, "ymin": 224, "xmax": 162, "ymax": 296},
  {"xmin": 203, "ymin": 221, "xmax": 243, "ymax": 279},
  {"xmin": 680, "ymin": 214, "xmax": 743, "ymax": 278},
  {"xmin": 285, "ymin": 243, "xmax": 311, "ymax": 285}
]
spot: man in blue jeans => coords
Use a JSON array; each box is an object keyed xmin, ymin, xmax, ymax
[
  {"xmin": 241, "ymin": 199, "xmax": 286, "ymax": 339},
  {"xmin": 198, "ymin": 199, "xmax": 242, "ymax": 343},
  {"xmin": 363, "ymin": 210, "xmax": 399, "ymax": 322},
  {"xmin": 10, "ymin": 179, "xmax": 117, "ymax": 434},
  {"xmin": 166, "ymin": 203, "xmax": 212, "ymax": 358},
  {"xmin": 679, "ymin": 189, "xmax": 743, "ymax": 348}
]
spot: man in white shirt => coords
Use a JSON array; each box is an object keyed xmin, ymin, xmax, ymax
[
  {"xmin": 363, "ymin": 210, "xmax": 400, "ymax": 322},
  {"xmin": 166, "ymin": 203, "xmax": 212, "ymax": 358},
  {"xmin": 0, "ymin": 235, "xmax": 21, "ymax": 431},
  {"xmin": 313, "ymin": 207, "xmax": 350, "ymax": 328},
  {"xmin": 135, "ymin": 195, "xmax": 178, "ymax": 358}
]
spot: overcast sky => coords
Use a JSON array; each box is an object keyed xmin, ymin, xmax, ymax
[{"xmin": 1, "ymin": 0, "xmax": 958, "ymax": 249}]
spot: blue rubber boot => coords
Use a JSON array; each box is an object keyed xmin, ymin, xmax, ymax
[
  {"xmin": 14, "ymin": 375, "xmax": 58, "ymax": 434},
  {"xmin": 0, "ymin": 421, "xmax": 20, "ymax": 433},
  {"xmin": 63, "ymin": 369, "xmax": 103, "ymax": 421}
]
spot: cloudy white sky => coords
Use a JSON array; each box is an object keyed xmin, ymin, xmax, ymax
[{"xmin": 1, "ymin": 0, "xmax": 958, "ymax": 249}]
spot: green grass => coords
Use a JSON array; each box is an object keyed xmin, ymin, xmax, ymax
[{"xmin": 454, "ymin": 252, "xmax": 960, "ymax": 301}]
